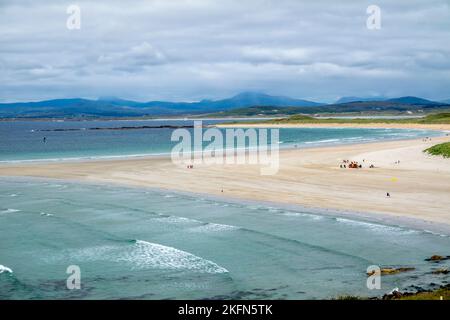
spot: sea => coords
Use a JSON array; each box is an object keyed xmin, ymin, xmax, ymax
[{"xmin": 0, "ymin": 119, "xmax": 448, "ymax": 299}]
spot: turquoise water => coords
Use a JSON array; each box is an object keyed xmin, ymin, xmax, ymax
[
  {"xmin": 1, "ymin": 120, "xmax": 448, "ymax": 299},
  {"xmin": 1, "ymin": 178, "xmax": 449, "ymax": 300},
  {"xmin": 0, "ymin": 120, "xmax": 443, "ymax": 161}
]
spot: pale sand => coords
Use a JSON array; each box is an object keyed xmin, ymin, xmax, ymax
[
  {"xmin": 216, "ymin": 122, "xmax": 450, "ymax": 130},
  {"xmin": 0, "ymin": 136, "xmax": 449, "ymax": 227}
]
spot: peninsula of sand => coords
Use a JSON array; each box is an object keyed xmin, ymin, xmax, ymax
[
  {"xmin": 215, "ymin": 122, "xmax": 450, "ymax": 131},
  {"xmin": 0, "ymin": 123, "xmax": 449, "ymax": 232}
]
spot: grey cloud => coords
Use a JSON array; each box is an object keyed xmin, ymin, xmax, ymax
[
  {"xmin": 0, "ymin": 0, "xmax": 449, "ymax": 102},
  {"xmin": 97, "ymin": 42, "xmax": 169, "ymax": 72}
]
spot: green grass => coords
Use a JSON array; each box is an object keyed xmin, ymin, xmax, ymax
[
  {"xmin": 424, "ymin": 142, "xmax": 450, "ymax": 158},
  {"xmin": 335, "ymin": 286, "xmax": 450, "ymax": 300},
  {"xmin": 261, "ymin": 112, "xmax": 450, "ymax": 125},
  {"xmin": 224, "ymin": 112, "xmax": 450, "ymax": 126},
  {"xmin": 397, "ymin": 287, "xmax": 450, "ymax": 300},
  {"xmin": 420, "ymin": 112, "xmax": 450, "ymax": 124}
]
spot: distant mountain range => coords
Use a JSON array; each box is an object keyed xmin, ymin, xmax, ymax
[
  {"xmin": 0, "ymin": 92, "xmax": 448, "ymax": 118},
  {"xmin": 0, "ymin": 92, "xmax": 322, "ymax": 118},
  {"xmin": 334, "ymin": 96, "xmax": 387, "ymax": 104},
  {"xmin": 334, "ymin": 96, "xmax": 441, "ymax": 105}
]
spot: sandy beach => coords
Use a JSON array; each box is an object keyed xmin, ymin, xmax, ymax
[
  {"xmin": 1, "ymin": 133, "xmax": 449, "ymax": 229},
  {"xmin": 216, "ymin": 122, "xmax": 450, "ymax": 131}
]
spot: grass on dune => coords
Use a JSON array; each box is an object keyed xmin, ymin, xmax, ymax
[
  {"xmin": 262, "ymin": 112, "xmax": 450, "ymax": 125},
  {"xmin": 396, "ymin": 287, "xmax": 450, "ymax": 300},
  {"xmin": 424, "ymin": 142, "xmax": 450, "ymax": 158},
  {"xmin": 219, "ymin": 112, "xmax": 450, "ymax": 126}
]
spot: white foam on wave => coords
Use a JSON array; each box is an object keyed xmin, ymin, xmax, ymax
[
  {"xmin": 0, "ymin": 208, "xmax": 21, "ymax": 214},
  {"xmin": 40, "ymin": 212, "xmax": 54, "ymax": 217},
  {"xmin": 305, "ymin": 138, "xmax": 341, "ymax": 144},
  {"xmin": 335, "ymin": 217, "xmax": 417, "ymax": 235},
  {"xmin": 46, "ymin": 184, "xmax": 67, "ymax": 189},
  {"xmin": 0, "ymin": 152, "xmax": 174, "ymax": 164},
  {"xmin": 49, "ymin": 240, "xmax": 228, "ymax": 274},
  {"xmin": 247, "ymin": 205, "xmax": 265, "ymax": 210},
  {"xmin": 189, "ymin": 223, "xmax": 240, "ymax": 233},
  {"xmin": 59, "ymin": 246, "xmax": 118, "ymax": 262},
  {"xmin": 343, "ymin": 136, "xmax": 364, "ymax": 140},
  {"xmin": 154, "ymin": 215, "xmax": 199, "ymax": 225},
  {"xmin": 0, "ymin": 265, "xmax": 13, "ymax": 274},
  {"xmin": 423, "ymin": 229, "xmax": 449, "ymax": 238},
  {"xmin": 120, "ymin": 240, "xmax": 229, "ymax": 273},
  {"xmin": 282, "ymin": 211, "xmax": 324, "ymax": 221}
]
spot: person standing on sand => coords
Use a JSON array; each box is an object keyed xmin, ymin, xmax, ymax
[{"xmin": 387, "ymin": 192, "xmax": 390, "ymax": 197}]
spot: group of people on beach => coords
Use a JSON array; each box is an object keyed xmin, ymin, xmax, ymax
[
  {"xmin": 340, "ymin": 160, "xmax": 361, "ymax": 169},
  {"xmin": 339, "ymin": 159, "xmax": 375, "ymax": 169}
]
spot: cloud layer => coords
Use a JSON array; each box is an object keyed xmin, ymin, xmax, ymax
[{"xmin": 1, "ymin": 0, "xmax": 449, "ymax": 102}]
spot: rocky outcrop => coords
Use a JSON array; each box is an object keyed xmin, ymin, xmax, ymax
[
  {"xmin": 432, "ymin": 268, "xmax": 449, "ymax": 275},
  {"xmin": 367, "ymin": 267, "xmax": 415, "ymax": 276},
  {"xmin": 37, "ymin": 125, "xmax": 195, "ymax": 132},
  {"xmin": 425, "ymin": 255, "xmax": 450, "ymax": 262}
]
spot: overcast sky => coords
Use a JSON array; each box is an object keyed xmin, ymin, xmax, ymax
[{"xmin": 1, "ymin": 0, "xmax": 449, "ymax": 103}]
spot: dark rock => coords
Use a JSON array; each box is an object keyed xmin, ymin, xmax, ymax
[
  {"xmin": 425, "ymin": 255, "xmax": 450, "ymax": 262},
  {"xmin": 37, "ymin": 125, "xmax": 195, "ymax": 132},
  {"xmin": 432, "ymin": 268, "xmax": 449, "ymax": 275},
  {"xmin": 367, "ymin": 267, "xmax": 415, "ymax": 276}
]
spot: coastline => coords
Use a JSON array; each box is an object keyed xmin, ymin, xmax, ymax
[
  {"xmin": 215, "ymin": 122, "xmax": 450, "ymax": 131},
  {"xmin": 1, "ymin": 135, "xmax": 449, "ymax": 230},
  {"xmin": 0, "ymin": 125, "xmax": 445, "ymax": 165},
  {"xmin": 5, "ymin": 174, "xmax": 449, "ymax": 236}
]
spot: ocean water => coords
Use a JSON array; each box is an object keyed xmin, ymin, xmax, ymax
[
  {"xmin": 0, "ymin": 178, "xmax": 449, "ymax": 300},
  {"xmin": 0, "ymin": 120, "xmax": 443, "ymax": 162},
  {"xmin": 1, "ymin": 120, "xmax": 448, "ymax": 299}
]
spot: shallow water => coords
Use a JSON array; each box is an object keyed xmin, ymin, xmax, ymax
[
  {"xmin": 0, "ymin": 120, "xmax": 442, "ymax": 161},
  {"xmin": 1, "ymin": 178, "xmax": 449, "ymax": 299}
]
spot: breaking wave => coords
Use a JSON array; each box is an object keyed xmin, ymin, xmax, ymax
[
  {"xmin": 0, "ymin": 265, "xmax": 13, "ymax": 274},
  {"xmin": 188, "ymin": 223, "xmax": 240, "ymax": 233},
  {"xmin": 0, "ymin": 208, "xmax": 21, "ymax": 214},
  {"xmin": 120, "ymin": 240, "xmax": 229, "ymax": 273},
  {"xmin": 334, "ymin": 218, "xmax": 418, "ymax": 235},
  {"xmin": 46, "ymin": 240, "xmax": 228, "ymax": 274}
]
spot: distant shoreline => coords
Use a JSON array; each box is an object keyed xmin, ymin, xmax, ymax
[
  {"xmin": 0, "ymin": 127, "xmax": 444, "ymax": 165},
  {"xmin": 216, "ymin": 122, "xmax": 450, "ymax": 131},
  {"xmin": 0, "ymin": 116, "xmax": 276, "ymax": 122}
]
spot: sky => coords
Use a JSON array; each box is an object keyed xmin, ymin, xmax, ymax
[{"xmin": 1, "ymin": 0, "xmax": 449, "ymax": 103}]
